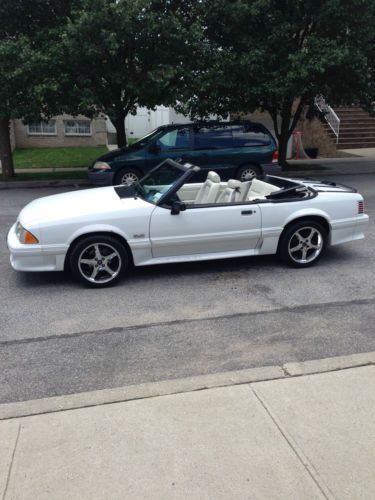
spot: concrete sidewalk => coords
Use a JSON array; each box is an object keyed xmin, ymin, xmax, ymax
[{"xmin": 1, "ymin": 358, "xmax": 375, "ymax": 499}]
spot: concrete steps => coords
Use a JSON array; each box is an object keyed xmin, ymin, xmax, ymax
[{"xmin": 329, "ymin": 107, "xmax": 375, "ymax": 149}]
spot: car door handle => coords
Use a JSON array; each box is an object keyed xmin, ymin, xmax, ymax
[{"xmin": 241, "ymin": 210, "xmax": 254, "ymax": 215}]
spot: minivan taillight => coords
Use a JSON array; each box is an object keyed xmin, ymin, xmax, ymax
[
  {"xmin": 358, "ymin": 200, "xmax": 364, "ymax": 214},
  {"xmin": 272, "ymin": 150, "xmax": 279, "ymax": 163}
]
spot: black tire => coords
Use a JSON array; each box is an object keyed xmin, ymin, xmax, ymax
[
  {"xmin": 236, "ymin": 164, "xmax": 261, "ymax": 182},
  {"xmin": 114, "ymin": 167, "xmax": 142, "ymax": 186},
  {"xmin": 278, "ymin": 220, "xmax": 327, "ymax": 268},
  {"xmin": 70, "ymin": 235, "xmax": 129, "ymax": 287}
]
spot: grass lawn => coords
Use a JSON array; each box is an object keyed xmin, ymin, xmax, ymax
[
  {"xmin": 13, "ymin": 146, "xmax": 107, "ymax": 169},
  {"xmin": 128, "ymin": 138, "xmax": 138, "ymax": 144}
]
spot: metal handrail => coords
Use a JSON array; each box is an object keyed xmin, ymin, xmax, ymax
[{"xmin": 314, "ymin": 95, "xmax": 340, "ymax": 143}]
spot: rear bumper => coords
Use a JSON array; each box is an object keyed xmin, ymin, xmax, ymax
[
  {"xmin": 88, "ymin": 169, "xmax": 116, "ymax": 186},
  {"xmin": 330, "ymin": 214, "xmax": 369, "ymax": 246},
  {"xmin": 7, "ymin": 223, "xmax": 67, "ymax": 272}
]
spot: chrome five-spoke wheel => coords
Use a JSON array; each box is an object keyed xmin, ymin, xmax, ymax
[
  {"xmin": 278, "ymin": 220, "xmax": 327, "ymax": 268},
  {"xmin": 70, "ymin": 235, "xmax": 128, "ymax": 287},
  {"xmin": 78, "ymin": 243, "xmax": 121, "ymax": 284},
  {"xmin": 288, "ymin": 227, "xmax": 323, "ymax": 264}
]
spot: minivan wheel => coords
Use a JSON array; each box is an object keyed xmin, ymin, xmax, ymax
[
  {"xmin": 115, "ymin": 167, "xmax": 142, "ymax": 186},
  {"xmin": 236, "ymin": 164, "xmax": 261, "ymax": 181},
  {"xmin": 70, "ymin": 235, "xmax": 128, "ymax": 287}
]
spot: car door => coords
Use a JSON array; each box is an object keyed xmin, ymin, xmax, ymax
[
  {"xmin": 145, "ymin": 127, "xmax": 193, "ymax": 170},
  {"xmin": 149, "ymin": 202, "xmax": 262, "ymax": 258}
]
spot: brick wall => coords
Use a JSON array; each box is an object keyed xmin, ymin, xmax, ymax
[{"xmin": 12, "ymin": 114, "xmax": 107, "ymax": 148}]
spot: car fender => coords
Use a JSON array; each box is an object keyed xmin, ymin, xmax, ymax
[
  {"xmin": 67, "ymin": 223, "xmax": 132, "ymax": 247},
  {"xmin": 282, "ymin": 207, "xmax": 331, "ymax": 230}
]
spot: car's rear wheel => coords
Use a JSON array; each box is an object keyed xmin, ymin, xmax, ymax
[
  {"xmin": 236, "ymin": 164, "xmax": 261, "ymax": 181},
  {"xmin": 115, "ymin": 167, "xmax": 142, "ymax": 186},
  {"xmin": 278, "ymin": 220, "xmax": 327, "ymax": 268},
  {"xmin": 70, "ymin": 235, "xmax": 128, "ymax": 287}
]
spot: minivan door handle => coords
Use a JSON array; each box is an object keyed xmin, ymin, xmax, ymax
[{"xmin": 241, "ymin": 210, "xmax": 253, "ymax": 215}]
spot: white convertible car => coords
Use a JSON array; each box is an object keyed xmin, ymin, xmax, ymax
[{"xmin": 8, "ymin": 159, "xmax": 369, "ymax": 287}]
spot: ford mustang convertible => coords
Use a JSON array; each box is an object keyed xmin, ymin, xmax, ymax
[{"xmin": 7, "ymin": 159, "xmax": 369, "ymax": 287}]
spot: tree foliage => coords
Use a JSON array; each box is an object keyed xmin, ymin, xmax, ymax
[
  {"xmin": 58, "ymin": 0, "xmax": 203, "ymax": 146},
  {"xmin": 0, "ymin": 0, "xmax": 75, "ymax": 178},
  {"xmin": 178, "ymin": 0, "xmax": 375, "ymax": 164},
  {"xmin": 1, "ymin": 0, "xmax": 375, "ymax": 177}
]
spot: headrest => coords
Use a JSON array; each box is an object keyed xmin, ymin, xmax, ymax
[
  {"xmin": 207, "ymin": 171, "xmax": 221, "ymax": 183},
  {"xmin": 227, "ymin": 179, "xmax": 242, "ymax": 189}
]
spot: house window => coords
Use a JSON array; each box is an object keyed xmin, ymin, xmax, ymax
[
  {"xmin": 27, "ymin": 121, "xmax": 56, "ymax": 135},
  {"xmin": 64, "ymin": 120, "xmax": 92, "ymax": 136}
]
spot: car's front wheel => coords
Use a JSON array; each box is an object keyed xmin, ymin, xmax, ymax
[
  {"xmin": 278, "ymin": 220, "xmax": 327, "ymax": 268},
  {"xmin": 70, "ymin": 235, "xmax": 128, "ymax": 287},
  {"xmin": 236, "ymin": 164, "xmax": 261, "ymax": 181},
  {"xmin": 115, "ymin": 167, "xmax": 142, "ymax": 186}
]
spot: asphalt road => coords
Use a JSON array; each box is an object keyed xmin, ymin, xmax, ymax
[{"xmin": 1, "ymin": 174, "xmax": 375, "ymax": 403}]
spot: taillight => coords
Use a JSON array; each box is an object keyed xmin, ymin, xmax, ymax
[
  {"xmin": 272, "ymin": 149, "xmax": 279, "ymax": 163},
  {"xmin": 358, "ymin": 200, "xmax": 364, "ymax": 214}
]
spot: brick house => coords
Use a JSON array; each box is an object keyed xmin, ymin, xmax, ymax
[{"xmin": 10, "ymin": 114, "xmax": 107, "ymax": 150}]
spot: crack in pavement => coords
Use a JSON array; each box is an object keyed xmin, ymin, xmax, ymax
[{"xmin": 1, "ymin": 296, "xmax": 375, "ymax": 348}]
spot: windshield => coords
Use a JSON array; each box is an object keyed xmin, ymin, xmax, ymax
[
  {"xmin": 129, "ymin": 128, "xmax": 165, "ymax": 149},
  {"xmin": 137, "ymin": 163, "xmax": 186, "ymax": 203},
  {"xmin": 114, "ymin": 161, "xmax": 187, "ymax": 204}
]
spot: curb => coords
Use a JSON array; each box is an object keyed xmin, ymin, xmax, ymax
[
  {"xmin": 1, "ymin": 351, "xmax": 374, "ymax": 421},
  {"xmin": 1, "ymin": 171, "xmax": 374, "ymax": 190},
  {"xmin": 0, "ymin": 179, "xmax": 91, "ymax": 189},
  {"xmin": 283, "ymin": 169, "xmax": 375, "ymax": 178}
]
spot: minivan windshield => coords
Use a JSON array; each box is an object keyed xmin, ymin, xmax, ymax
[{"xmin": 128, "ymin": 128, "xmax": 165, "ymax": 149}]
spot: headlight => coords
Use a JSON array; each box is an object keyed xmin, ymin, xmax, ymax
[
  {"xmin": 16, "ymin": 222, "xmax": 39, "ymax": 244},
  {"xmin": 92, "ymin": 161, "xmax": 111, "ymax": 170}
]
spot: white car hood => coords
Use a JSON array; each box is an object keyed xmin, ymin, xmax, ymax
[{"xmin": 18, "ymin": 186, "xmax": 143, "ymax": 226}]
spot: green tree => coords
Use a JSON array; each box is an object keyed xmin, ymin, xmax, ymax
[
  {"xmin": 178, "ymin": 0, "xmax": 375, "ymax": 165},
  {"xmin": 0, "ymin": 0, "xmax": 75, "ymax": 179},
  {"xmin": 58, "ymin": 0, "xmax": 201, "ymax": 147}
]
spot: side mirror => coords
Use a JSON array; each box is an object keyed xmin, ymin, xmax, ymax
[
  {"xmin": 171, "ymin": 201, "xmax": 186, "ymax": 215},
  {"xmin": 149, "ymin": 143, "xmax": 161, "ymax": 154}
]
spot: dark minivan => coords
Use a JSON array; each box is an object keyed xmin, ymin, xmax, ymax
[{"xmin": 88, "ymin": 121, "xmax": 280, "ymax": 186}]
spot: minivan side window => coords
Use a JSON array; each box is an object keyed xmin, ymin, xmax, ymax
[
  {"xmin": 157, "ymin": 128, "xmax": 191, "ymax": 150},
  {"xmin": 193, "ymin": 126, "xmax": 233, "ymax": 150},
  {"xmin": 232, "ymin": 125, "xmax": 272, "ymax": 147}
]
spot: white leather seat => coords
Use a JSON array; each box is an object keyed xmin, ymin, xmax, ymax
[
  {"xmin": 216, "ymin": 179, "xmax": 242, "ymax": 203},
  {"xmin": 248, "ymin": 179, "xmax": 280, "ymax": 200},
  {"xmin": 194, "ymin": 171, "xmax": 221, "ymax": 204}
]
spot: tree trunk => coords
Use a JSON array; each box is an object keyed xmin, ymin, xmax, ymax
[
  {"xmin": 113, "ymin": 113, "xmax": 127, "ymax": 148},
  {"xmin": 278, "ymin": 128, "xmax": 290, "ymax": 168},
  {"xmin": 268, "ymin": 100, "xmax": 305, "ymax": 169},
  {"xmin": 0, "ymin": 118, "xmax": 15, "ymax": 179},
  {"xmin": 276, "ymin": 108, "xmax": 292, "ymax": 169}
]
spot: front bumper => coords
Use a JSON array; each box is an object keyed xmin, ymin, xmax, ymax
[
  {"xmin": 7, "ymin": 223, "xmax": 67, "ymax": 272},
  {"xmin": 88, "ymin": 169, "xmax": 116, "ymax": 186}
]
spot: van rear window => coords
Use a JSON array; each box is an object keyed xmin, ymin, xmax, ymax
[
  {"xmin": 193, "ymin": 124, "xmax": 272, "ymax": 149},
  {"xmin": 232, "ymin": 125, "xmax": 272, "ymax": 147}
]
